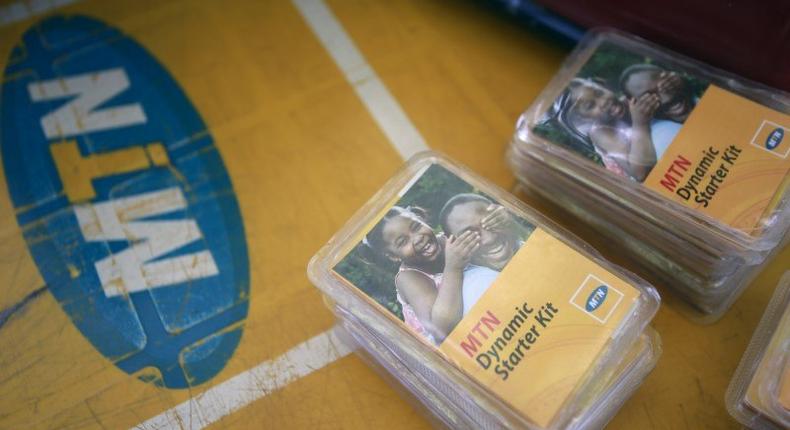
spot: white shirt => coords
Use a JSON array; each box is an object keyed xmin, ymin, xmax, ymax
[
  {"xmin": 461, "ymin": 265, "xmax": 499, "ymax": 316},
  {"xmin": 650, "ymin": 119, "xmax": 682, "ymax": 159}
]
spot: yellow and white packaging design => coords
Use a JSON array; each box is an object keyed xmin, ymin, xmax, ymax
[
  {"xmin": 308, "ymin": 152, "xmax": 660, "ymax": 429},
  {"xmin": 335, "ymin": 304, "xmax": 661, "ymax": 430},
  {"xmin": 727, "ymin": 272, "xmax": 790, "ymax": 429},
  {"xmin": 508, "ymin": 29, "xmax": 790, "ymax": 320}
]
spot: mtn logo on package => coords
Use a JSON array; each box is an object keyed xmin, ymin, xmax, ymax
[
  {"xmin": 569, "ymin": 274, "xmax": 624, "ymax": 324},
  {"xmin": 1, "ymin": 16, "xmax": 249, "ymax": 388},
  {"xmin": 751, "ymin": 120, "xmax": 789, "ymax": 158}
]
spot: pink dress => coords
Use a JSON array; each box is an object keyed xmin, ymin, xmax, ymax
[
  {"xmin": 395, "ymin": 267, "xmax": 442, "ymax": 345},
  {"xmin": 600, "ymin": 153, "xmax": 631, "ymax": 179}
]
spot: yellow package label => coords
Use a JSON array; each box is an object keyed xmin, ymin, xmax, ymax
[
  {"xmin": 332, "ymin": 163, "xmax": 641, "ymax": 427},
  {"xmin": 644, "ymin": 86, "xmax": 790, "ymax": 232},
  {"xmin": 745, "ymin": 305, "xmax": 790, "ymax": 421},
  {"xmin": 439, "ymin": 228, "xmax": 640, "ymax": 427},
  {"xmin": 532, "ymin": 42, "xmax": 790, "ymax": 234}
]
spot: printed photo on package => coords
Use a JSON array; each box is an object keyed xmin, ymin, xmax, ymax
[
  {"xmin": 334, "ymin": 164, "xmax": 534, "ymax": 346},
  {"xmin": 534, "ymin": 42, "xmax": 710, "ymax": 182}
]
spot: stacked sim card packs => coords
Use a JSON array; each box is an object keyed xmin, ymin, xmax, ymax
[
  {"xmin": 309, "ymin": 152, "xmax": 661, "ymax": 429},
  {"xmin": 508, "ymin": 29, "xmax": 790, "ymax": 320},
  {"xmin": 728, "ymin": 272, "xmax": 790, "ymax": 429}
]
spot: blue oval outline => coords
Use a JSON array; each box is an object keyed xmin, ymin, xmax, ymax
[
  {"xmin": 766, "ymin": 128, "xmax": 784, "ymax": 150},
  {"xmin": 585, "ymin": 285, "xmax": 608, "ymax": 312},
  {"xmin": 0, "ymin": 15, "xmax": 250, "ymax": 388}
]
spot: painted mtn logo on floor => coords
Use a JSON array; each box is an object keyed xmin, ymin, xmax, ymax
[{"xmin": 0, "ymin": 15, "xmax": 249, "ymax": 388}]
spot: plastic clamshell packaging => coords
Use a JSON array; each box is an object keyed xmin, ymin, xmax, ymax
[
  {"xmin": 727, "ymin": 272, "xmax": 790, "ymax": 430},
  {"xmin": 308, "ymin": 152, "xmax": 660, "ymax": 429},
  {"xmin": 508, "ymin": 29, "xmax": 790, "ymax": 320},
  {"xmin": 335, "ymin": 304, "xmax": 661, "ymax": 430}
]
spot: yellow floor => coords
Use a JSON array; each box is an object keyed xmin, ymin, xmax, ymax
[{"xmin": 0, "ymin": 0, "xmax": 787, "ymax": 428}]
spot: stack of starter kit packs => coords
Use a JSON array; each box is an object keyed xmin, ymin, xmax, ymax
[
  {"xmin": 728, "ymin": 272, "xmax": 790, "ymax": 430},
  {"xmin": 308, "ymin": 28, "xmax": 790, "ymax": 429},
  {"xmin": 309, "ymin": 153, "xmax": 661, "ymax": 429},
  {"xmin": 508, "ymin": 30, "xmax": 790, "ymax": 320}
]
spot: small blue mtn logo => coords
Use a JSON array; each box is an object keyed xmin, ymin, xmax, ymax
[
  {"xmin": 585, "ymin": 286, "xmax": 608, "ymax": 312},
  {"xmin": 751, "ymin": 121, "xmax": 789, "ymax": 159},
  {"xmin": 766, "ymin": 128, "xmax": 784, "ymax": 150}
]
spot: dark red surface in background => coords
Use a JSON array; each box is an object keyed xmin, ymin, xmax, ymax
[{"xmin": 537, "ymin": 0, "xmax": 790, "ymax": 92}]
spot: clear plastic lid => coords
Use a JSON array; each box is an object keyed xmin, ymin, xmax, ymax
[
  {"xmin": 727, "ymin": 271, "xmax": 790, "ymax": 429},
  {"xmin": 510, "ymin": 28, "xmax": 790, "ymax": 255},
  {"xmin": 509, "ymin": 148, "xmax": 789, "ymax": 321},
  {"xmin": 308, "ymin": 151, "xmax": 660, "ymax": 429},
  {"xmin": 336, "ymin": 303, "xmax": 661, "ymax": 430}
]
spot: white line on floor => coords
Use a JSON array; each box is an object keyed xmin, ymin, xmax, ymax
[
  {"xmin": 133, "ymin": 327, "xmax": 352, "ymax": 430},
  {"xmin": 293, "ymin": 0, "xmax": 429, "ymax": 159}
]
